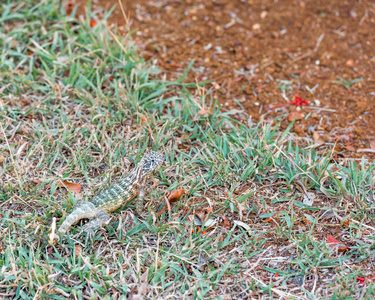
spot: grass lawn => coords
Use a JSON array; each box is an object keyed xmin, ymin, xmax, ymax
[{"xmin": 1, "ymin": 1, "xmax": 375, "ymax": 299}]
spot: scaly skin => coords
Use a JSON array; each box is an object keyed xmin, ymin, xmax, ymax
[{"xmin": 57, "ymin": 151, "xmax": 164, "ymax": 235}]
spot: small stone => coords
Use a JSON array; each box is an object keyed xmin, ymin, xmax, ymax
[
  {"xmin": 252, "ymin": 23, "xmax": 261, "ymax": 30},
  {"xmin": 350, "ymin": 10, "xmax": 357, "ymax": 18},
  {"xmin": 346, "ymin": 59, "xmax": 354, "ymax": 67},
  {"xmin": 314, "ymin": 99, "xmax": 321, "ymax": 106}
]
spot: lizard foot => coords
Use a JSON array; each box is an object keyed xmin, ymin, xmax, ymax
[{"xmin": 80, "ymin": 209, "xmax": 111, "ymax": 236}]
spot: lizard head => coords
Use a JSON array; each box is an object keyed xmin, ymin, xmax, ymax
[{"xmin": 139, "ymin": 151, "xmax": 165, "ymax": 176}]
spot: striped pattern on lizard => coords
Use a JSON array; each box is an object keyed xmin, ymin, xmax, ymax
[{"xmin": 57, "ymin": 151, "xmax": 164, "ymax": 236}]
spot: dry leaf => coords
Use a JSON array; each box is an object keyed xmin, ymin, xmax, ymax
[
  {"xmin": 57, "ymin": 180, "xmax": 82, "ymax": 193},
  {"xmin": 127, "ymin": 287, "xmax": 137, "ymax": 300},
  {"xmin": 75, "ymin": 245, "xmax": 82, "ymax": 257},
  {"xmin": 167, "ymin": 187, "xmax": 185, "ymax": 203},
  {"xmin": 233, "ymin": 220, "xmax": 251, "ymax": 231},
  {"xmin": 198, "ymin": 207, "xmax": 213, "ymax": 225},
  {"xmin": 265, "ymin": 207, "xmax": 283, "ymax": 222},
  {"xmin": 157, "ymin": 187, "xmax": 185, "ymax": 217},
  {"xmin": 313, "ymin": 131, "xmax": 325, "ymax": 147},
  {"xmin": 326, "ymin": 235, "xmax": 348, "ymax": 252},
  {"xmin": 0, "ymin": 155, "xmax": 4, "ymax": 167},
  {"xmin": 36, "ymin": 216, "xmax": 45, "ymax": 224},
  {"xmin": 65, "ymin": 3, "xmax": 73, "ymax": 15},
  {"xmin": 48, "ymin": 217, "xmax": 58, "ymax": 246},
  {"xmin": 196, "ymin": 212, "xmax": 205, "ymax": 224},
  {"xmin": 344, "ymin": 144, "xmax": 356, "ymax": 152},
  {"xmin": 288, "ymin": 111, "xmax": 304, "ymax": 122},
  {"xmin": 335, "ymin": 133, "xmax": 355, "ymax": 142},
  {"xmin": 238, "ymin": 202, "xmax": 246, "ymax": 221},
  {"xmin": 139, "ymin": 269, "xmax": 149, "ymax": 295},
  {"xmin": 222, "ymin": 217, "xmax": 231, "ymax": 229},
  {"xmin": 198, "ymin": 106, "xmax": 214, "ymax": 115},
  {"xmin": 90, "ymin": 19, "xmax": 98, "ymax": 27},
  {"xmin": 198, "ymin": 109, "xmax": 212, "ymax": 115}
]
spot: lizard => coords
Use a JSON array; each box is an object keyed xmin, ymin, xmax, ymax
[{"xmin": 55, "ymin": 151, "xmax": 165, "ymax": 238}]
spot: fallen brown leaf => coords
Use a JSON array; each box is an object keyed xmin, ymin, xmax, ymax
[
  {"xmin": 335, "ymin": 133, "xmax": 355, "ymax": 142},
  {"xmin": 127, "ymin": 287, "xmax": 137, "ymax": 300},
  {"xmin": 344, "ymin": 144, "xmax": 356, "ymax": 152},
  {"xmin": 222, "ymin": 217, "xmax": 231, "ymax": 229},
  {"xmin": 198, "ymin": 106, "xmax": 214, "ymax": 115},
  {"xmin": 169, "ymin": 62, "xmax": 181, "ymax": 68},
  {"xmin": 139, "ymin": 269, "xmax": 149, "ymax": 296},
  {"xmin": 196, "ymin": 212, "xmax": 205, "ymax": 224},
  {"xmin": 90, "ymin": 19, "xmax": 98, "ymax": 27},
  {"xmin": 265, "ymin": 207, "xmax": 283, "ymax": 223},
  {"xmin": 326, "ymin": 235, "xmax": 348, "ymax": 252},
  {"xmin": 65, "ymin": 3, "xmax": 73, "ymax": 15},
  {"xmin": 0, "ymin": 155, "xmax": 4, "ymax": 167},
  {"xmin": 197, "ymin": 207, "xmax": 214, "ymax": 225},
  {"xmin": 167, "ymin": 187, "xmax": 185, "ymax": 203},
  {"xmin": 157, "ymin": 187, "xmax": 185, "ymax": 217},
  {"xmin": 313, "ymin": 131, "xmax": 325, "ymax": 147},
  {"xmin": 238, "ymin": 202, "xmax": 246, "ymax": 221},
  {"xmin": 57, "ymin": 180, "xmax": 82, "ymax": 193},
  {"xmin": 36, "ymin": 216, "xmax": 45, "ymax": 224},
  {"xmin": 75, "ymin": 245, "xmax": 82, "ymax": 257}
]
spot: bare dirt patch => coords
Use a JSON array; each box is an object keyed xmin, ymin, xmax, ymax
[{"xmin": 73, "ymin": 0, "xmax": 375, "ymax": 158}]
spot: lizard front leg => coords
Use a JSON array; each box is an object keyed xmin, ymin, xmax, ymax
[
  {"xmin": 136, "ymin": 178, "xmax": 158, "ymax": 215},
  {"xmin": 81, "ymin": 209, "xmax": 111, "ymax": 236},
  {"xmin": 136, "ymin": 186, "xmax": 145, "ymax": 215}
]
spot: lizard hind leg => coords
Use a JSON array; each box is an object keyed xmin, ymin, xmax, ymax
[
  {"xmin": 58, "ymin": 201, "xmax": 96, "ymax": 235},
  {"xmin": 81, "ymin": 209, "xmax": 111, "ymax": 236}
]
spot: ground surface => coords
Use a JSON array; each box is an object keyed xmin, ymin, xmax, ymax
[
  {"xmin": 1, "ymin": 1, "xmax": 375, "ymax": 299},
  {"xmin": 77, "ymin": 0, "xmax": 375, "ymax": 159}
]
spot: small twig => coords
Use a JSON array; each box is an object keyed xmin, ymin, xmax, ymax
[
  {"xmin": 304, "ymin": 106, "xmax": 336, "ymax": 112},
  {"xmin": 289, "ymin": 50, "xmax": 312, "ymax": 65},
  {"xmin": 314, "ymin": 33, "xmax": 325, "ymax": 52},
  {"xmin": 350, "ymin": 219, "xmax": 375, "ymax": 232},
  {"xmin": 155, "ymin": 234, "xmax": 160, "ymax": 272},
  {"xmin": 136, "ymin": 248, "xmax": 140, "ymax": 276},
  {"xmin": 102, "ymin": 22, "xmax": 129, "ymax": 55},
  {"xmin": 359, "ymin": 9, "xmax": 368, "ymax": 26},
  {"xmin": 165, "ymin": 195, "xmax": 171, "ymax": 212},
  {"xmin": 118, "ymin": 0, "xmax": 130, "ymax": 27},
  {"xmin": 357, "ymin": 149, "xmax": 375, "ymax": 153}
]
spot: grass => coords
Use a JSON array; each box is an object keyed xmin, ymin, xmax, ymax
[
  {"xmin": 1, "ymin": 1, "xmax": 375, "ymax": 299},
  {"xmin": 333, "ymin": 76, "xmax": 363, "ymax": 90}
]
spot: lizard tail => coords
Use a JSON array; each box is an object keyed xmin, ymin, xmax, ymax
[{"xmin": 58, "ymin": 203, "xmax": 97, "ymax": 235}]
